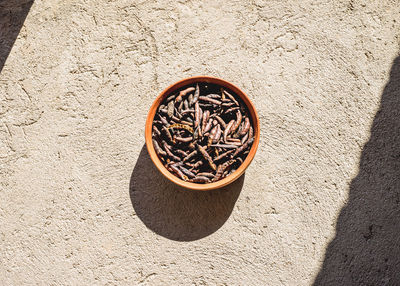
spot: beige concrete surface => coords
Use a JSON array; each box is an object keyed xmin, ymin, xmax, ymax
[{"xmin": 1, "ymin": 0, "xmax": 399, "ymax": 285}]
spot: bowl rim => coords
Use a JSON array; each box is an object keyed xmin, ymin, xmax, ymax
[{"xmin": 145, "ymin": 76, "xmax": 260, "ymax": 191}]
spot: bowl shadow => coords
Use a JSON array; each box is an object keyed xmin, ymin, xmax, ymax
[{"xmin": 129, "ymin": 144, "xmax": 244, "ymax": 241}]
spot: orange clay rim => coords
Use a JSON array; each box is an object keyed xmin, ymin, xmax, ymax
[{"xmin": 145, "ymin": 76, "xmax": 260, "ymax": 191}]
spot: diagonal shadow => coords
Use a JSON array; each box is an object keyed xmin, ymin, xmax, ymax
[
  {"xmin": 0, "ymin": 0, "xmax": 34, "ymax": 73},
  {"xmin": 129, "ymin": 145, "xmax": 243, "ymax": 241},
  {"xmin": 314, "ymin": 54, "xmax": 400, "ymax": 285}
]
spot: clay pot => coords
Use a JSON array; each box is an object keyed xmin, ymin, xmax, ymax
[{"xmin": 145, "ymin": 76, "xmax": 260, "ymax": 191}]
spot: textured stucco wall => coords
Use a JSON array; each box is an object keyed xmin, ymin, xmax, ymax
[{"xmin": 1, "ymin": 0, "xmax": 399, "ymax": 285}]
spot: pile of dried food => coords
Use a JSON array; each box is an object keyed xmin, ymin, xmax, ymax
[{"xmin": 151, "ymin": 83, "xmax": 254, "ymax": 183}]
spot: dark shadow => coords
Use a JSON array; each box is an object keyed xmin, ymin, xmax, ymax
[
  {"xmin": 129, "ymin": 145, "xmax": 244, "ymax": 241},
  {"xmin": 314, "ymin": 55, "xmax": 400, "ymax": 285},
  {"xmin": 0, "ymin": 0, "xmax": 34, "ymax": 73}
]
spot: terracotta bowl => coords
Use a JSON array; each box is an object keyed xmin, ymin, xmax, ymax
[{"xmin": 145, "ymin": 76, "xmax": 260, "ymax": 191}]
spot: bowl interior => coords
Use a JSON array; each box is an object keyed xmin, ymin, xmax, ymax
[{"xmin": 145, "ymin": 76, "xmax": 260, "ymax": 191}]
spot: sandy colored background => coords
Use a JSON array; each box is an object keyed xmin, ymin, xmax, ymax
[{"xmin": 1, "ymin": 0, "xmax": 399, "ymax": 285}]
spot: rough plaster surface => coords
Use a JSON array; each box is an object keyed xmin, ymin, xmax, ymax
[{"xmin": 1, "ymin": 0, "xmax": 399, "ymax": 285}]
